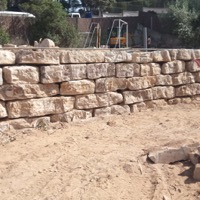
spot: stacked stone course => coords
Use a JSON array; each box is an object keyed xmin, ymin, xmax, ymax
[{"xmin": 0, "ymin": 49, "xmax": 200, "ymax": 130}]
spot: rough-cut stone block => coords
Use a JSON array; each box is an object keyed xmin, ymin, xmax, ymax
[
  {"xmin": 75, "ymin": 93, "xmax": 109, "ymax": 109},
  {"xmin": 132, "ymin": 52, "xmax": 153, "ymax": 63},
  {"xmin": 192, "ymin": 50, "xmax": 200, "ymax": 59},
  {"xmin": 168, "ymin": 98, "xmax": 181, "ymax": 105},
  {"xmin": 87, "ymin": 63, "xmax": 115, "ymax": 79},
  {"xmin": 60, "ymin": 50, "xmax": 105, "ymax": 63},
  {"xmin": 156, "ymin": 75, "xmax": 172, "ymax": 86},
  {"xmin": 108, "ymin": 92, "xmax": 123, "ymax": 105},
  {"xmin": 123, "ymin": 89, "xmax": 153, "ymax": 104},
  {"xmin": 161, "ymin": 60, "xmax": 185, "ymax": 74},
  {"xmin": 181, "ymin": 97, "xmax": 192, "ymax": 104},
  {"xmin": 95, "ymin": 77, "xmax": 127, "ymax": 92},
  {"xmin": 0, "ymin": 101, "xmax": 7, "ymax": 118},
  {"xmin": 94, "ymin": 107, "xmax": 111, "ymax": 117},
  {"xmin": 152, "ymin": 50, "xmax": 171, "ymax": 62},
  {"xmin": 177, "ymin": 49, "xmax": 192, "ymax": 61},
  {"xmin": 169, "ymin": 49, "xmax": 178, "ymax": 61},
  {"xmin": 127, "ymin": 76, "xmax": 156, "ymax": 90},
  {"xmin": 140, "ymin": 63, "xmax": 161, "ymax": 76},
  {"xmin": 70, "ymin": 64, "xmax": 87, "ymax": 80},
  {"xmin": 148, "ymin": 147, "xmax": 189, "ymax": 164},
  {"xmin": 51, "ymin": 110, "xmax": 92, "ymax": 122},
  {"xmin": 0, "ymin": 122, "xmax": 9, "ymax": 132},
  {"xmin": 60, "ymin": 80, "xmax": 95, "ymax": 95},
  {"xmin": 186, "ymin": 61, "xmax": 200, "ymax": 72},
  {"xmin": 175, "ymin": 83, "xmax": 200, "ymax": 97},
  {"xmin": 116, "ymin": 63, "xmax": 140, "ymax": 77},
  {"xmin": 16, "ymin": 50, "xmax": 59, "ymax": 64},
  {"xmin": 6, "ymin": 97, "xmax": 75, "ymax": 118},
  {"xmin": 146, "ymin": 99, "xmax": 168, "ymax": 109},
  {"xmin": 0, "ymin": 50, "xmax": 15, "ymax": 65},
  {"xmin": 129, "ymin": 102, "xmax": 147, "ymax": 112},
  {"xmin": 172, "ymin": 72, "xmax": 195, "ymax": 86},
  {"xmin": 3, "ymin": 66, "xmax": 39, "ymax": 84},
  {"xmin": 0, "ymin": 68, "xmax": 2, "ymax": 85},
  {"xmin": 105, "ymin": 51, "xmax": 132, "ymax": 63},
  {"xmin": 194, "ymin": 72, "xmax": 200, "ymax": 82},
  {"xmin": 0, "ymin": 84, "xmax": 59, "ymax": 101},
  {"xmin": 152, "ymin": 86, "xmax": 175, "ymax": 99},
  {"xmin": 111, "ymin": 105, "xmax": 130, "ymax": 115},
  {"xmin": 193, "ymin": 164, "xmax": 200, "ymax": 181},
  {"xmin": 189, "ymin": 151, "xmax": 200, "ymax": 165}
]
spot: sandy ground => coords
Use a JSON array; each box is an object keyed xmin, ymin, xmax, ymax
[{"xmin": 0, "ymin": 103, "xmax": 200, "ymax": 200}]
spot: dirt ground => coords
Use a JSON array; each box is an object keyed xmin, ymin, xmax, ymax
[{"xmin": 0, "ymin": 103, "xmax": 200, "ymax": 200}]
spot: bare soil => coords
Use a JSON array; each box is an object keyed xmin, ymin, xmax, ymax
[{"xmin": 0, "ymin": 103, "xmax": 200, "ymax": 200}]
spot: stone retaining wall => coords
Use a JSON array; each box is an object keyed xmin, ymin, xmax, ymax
[{"xmin": 0, "ymin": 48, "xmax": 200, "ymax": 130}]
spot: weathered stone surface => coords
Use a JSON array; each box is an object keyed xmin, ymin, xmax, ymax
[
  {"xmin": 140, "ymin": 63, "xmax": 161, "ymax": 76},
  {"xmin": 189, "ymin": 152, "xmax": 200, "ymax": 165},
  {"xmin": 132, "ymin": 52, "xmax": 153, "ymax": 63},
  {"xmin": 60, "ymin": 80, "xmax": 95, "ymax": 95},
  {"xmin": 3, "ymin": 66, "xmax": 39, "ymax": 84},
  {"xmin": 129, "ymin": 102, "xmax": 147, "ymax": 112},
  {"xmin": 0, "ymin": 122, "xmax": 9, "ymax": 132},
  {"xmin": 0, "ymin": 50, "xmax": 15, "ymax": 65},
  {"xmin": 0, "ymin": 101, "xmax": 7, "ymax": 118},
  {"xmin": 148, "ymin": 147, "xmax": 189, "ymax": 164},
  {"xmin": 123, "ymin": 89, "xmax": 153, "ymax": 104},
  {"xmin": 192, "ymin": 50, "xmax": 200, "ymax": 59},
  {"xmin": 0, "ymin": 68, "xmax": 2, "ymax": 85},
  {"xmin": 6, "ymin": 97, "xmax": 75, "ymax": 118},
  {"xmin": 111, "ymin": 105, "xmax": 130, "ymax": 115},
  {"xmin": 156, "ymin": 75, "xmax": 172, "ymax": 86},
  {"xmin": 152, "ymin": 86, "xmax": 175, "ymax": 99},
  {"xmin": 16, "ymin": 50, "xmax": 60, "ymax": 64},
  {"xmin": 127, "ymin": 76, "xmax": 156, "ymax": 90},
  {"xmin": 181, "ymin": 97, "xmax": 192, "ymax": 104},
  {"xmin": 194, "ymin": 72, "xmax": 200, "ymax": 82},
  {"xmin": 186, "ymin": 60, "xmax": 200, "ymax": 72},
  {"xmin": 152, "ymin": 50, "xmax": 171, "ymax": 62},
  {"xmin": 169, "ymin": 49, "xmax": 178, "ymax": 61},
  {"xmin": 40, "ymin": 64, "xmax": 86, "ymax": 83},
  {"xmin": 86, "ymin": 63, "xmax": 115, "ymax": 79},
  {"xmin": 95, "ymin": 77, "xmax": 127, "ymax": 92},
  {"xmin": 108, "ymin": 92, "xmax": 123, "ymax": 105},
  {"xmin": 94, "ymin": 107, "xmax": 111, "ymax": 117},
  {"xmin": 177, "ymin": 49, "xmax": 192, "ymax": 60},
  {"xmin": 146, "ymin": 99, "xmax": 168, "ymax": 109},
  {"xmin": 168, "ymin": 98, "xmax": 181, "ymax": 105},
  {"xmin": 175, "ymin": 83, "xmax": 200, "ymax": 97},
  {"xmin": 60, "ymin": 50, "xmax": 105, "ymax": 63},
  {"xmin": 0, "ymin": 84, "xmax": 59, "ymax": 100},
  {"xmin": 105, "ymin": 51, "xmax": 132, "ymax": 63},
  {"xmin": 171, "ymin": 72, "xmax": 195, "ymax": 86},
  {"xmin": 193, "ymin": 164, "xmax": 200, "ymax": 181},
  {"xmin": 38, "ymin": 38, "xmax": 55, "ymax": 47},
  {"xmin": 116, "ymin": 63, "xmax": 140, "ymax": 77},
  {"xmin": 161, "ymin": 60, "xmax": 185, "ymax": 74},
  {"xmin": 51, "ymin": 110, "xmax": 92, "ymax": 122}
]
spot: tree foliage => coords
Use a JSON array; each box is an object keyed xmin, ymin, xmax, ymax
[
  {"xmin": 84, "ymin": 0, "xmax": 116, "ymax": 9},
  {"xmin": 19, "ymin": 0, "xmax": 80, "ymax": 47},
  {"xmin": 0, "ymin": 0, "xmax": 7, "ymax": 11}
]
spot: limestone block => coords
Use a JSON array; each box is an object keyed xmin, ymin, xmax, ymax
[
  {"xmin": 152, "ymin": 50, "xmax": 171, "ymax": 62},
  {"xmin": 171, "ymin": 72, "xmax": 195, "ymax": 86},
  {"xmin": 189, "ymin": 152, "xmax": 200, "ymax": 165},
  {"xmin": 192, "ymin": 50, "xmax": 200, "ymax": 59},
  {"xmin": 6, "ymin": 97, "xmax": 75, "ymax": 118},
  {"xmin": 140, "ymin": 63, "xmax": 161, "ymax": 76},
  {"xmin": 116, "ymin": 63, "xmax": 140, "ymax": 77},
  {"xmin": 193, "ymin": 164, "xmax": 200, "ymax": 181},
  {"xmin": 0, "ymin": 122, "xmax": 9, "ymax": 132},
  {"xmin": 175, "ymin": 83, "xmax": 200, "ymax": 97},
  {"xmin": 148, "ymin": 147, "xmax": 189, "ymax": 164},
  {"xmin": 0, "ymin": 68, "xmax": 2, "ymax": 85},
  {"xmin": 153, "ymin": 86, "xmax": 175, "ymax": 99},
  {"xmin": 145, "ymin": 99, "xmax": 168, "ymax": 109},
  {"xmin": 0, "ymin": 50, "xmax": 15, "ymax": 65},
  {"xmin": 194, "ymin": 72, "xmax": 200, "ymax": 82},
  {"xmin": 123, "ymin": 89, "xmax": 153, "ymax": 104},
  {"xmin": 108, "ymin": 92, "xmax": 123, "ymax": 105},
  {"xmin": 75, "ymin": 93, "xmax": 109, "ymax": 109},
  {"xmin": 127, "ymin": 76, "xmax": 156, "ymax": 90},
  {"xmin": 186, "ymin": 60, "xmax": 200, "ymax": 72},
  {"xmin": 0, "ymin": 101, "xmax": 7, "ymax": 118},
  {"xmin": 181, "ymin": 97, "xmax": 192, "ymax": 104},
  {"xmin": 60, "ymin": 80, "xmax": 95, "ymax": 95},
  {"xmin": 169, "ymin": 49, "xmax": 178, "ymax": 61},
  {"xmin": 87, "ymin": 63, "xmax": 115, "ymax": 79},
  {"xmin": 70, "ymin": 64, "xmax": 87, "ymax": 80},
  {"xmin": 0, "ymin": 84, "xmax": 59, "ymax": 101},
  {"xmin": 132, "ymin": 52, "xmax": 153, "ymax": 63},
  {"xmin": 156, "ymin": 75, "xmax": 172, "ymax": 86},
  {"xmin": 3, "ymin": 66, "xmax": 39, "ymax": 84},
  {"xmin": 38, "ymin": 38, "xmax": 55, "ymax": 47},
  {"xmin": 51, "ymin": 110, "xmax": 92, "ymax": 122},
  {"xmin": 129, "ymin": 102, "xmax": 147, "ymax": 112},
  {"xmin": 111, "ymin": 105, "xmax": 130, "ymax": 115},
  {"xmin": 95, "ymin": 77, "xmax": 127, "ymax": 92},
  {"xmin": 60, "ymin": 50, "xmax": 105, "ymax": 63},
  {"xmin": 16, "ymin": 50, "xmax": 60, "ymax": 64},
  {"xmin": 168, "ymin": 98, "xmax": 181, "ymax": 105},
  {"xmin": 105, "ymin": 51, "xmax": 132, "ymax": 63},
  {"xmin": 177, "ymin": 49, "xmax": 192, "ymax": 61},
  {"xmin": 161, "ymin": 60, "xmax": 185, "ymax": 74},
  {"xmin": 94, "ymin": 107, "xmax": 111, "ymax": 117}
]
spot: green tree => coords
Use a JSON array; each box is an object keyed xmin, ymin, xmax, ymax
[
  {"xmin": 20, "ymin": 0, "xmax": 80, "ymax": 47},
  {"xmin": 0, "ymin": 0, "xmax": 7, "ymax": 11},
  {"xmin": 84, "ymin": 0, "xmax": 116, "ymax": 10}
]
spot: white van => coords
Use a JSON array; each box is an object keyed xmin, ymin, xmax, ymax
[{"xmin": 68, "ymin": 13, "xmax": 81, "ymax": 18}]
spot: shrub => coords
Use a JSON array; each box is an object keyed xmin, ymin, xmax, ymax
[{"xmin": 0, "ymin": 27, "xmax": 10, "ymax": 45}]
